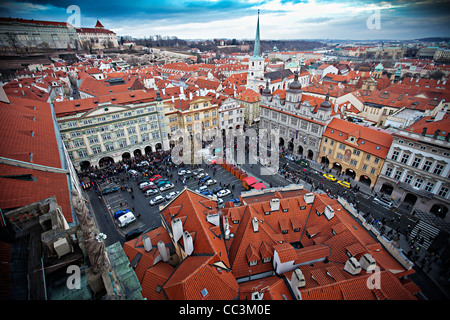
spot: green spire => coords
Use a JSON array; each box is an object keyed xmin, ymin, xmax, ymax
[{"xmin": 252, "ymin": 10, "xmax": 261, "ymax": 58}]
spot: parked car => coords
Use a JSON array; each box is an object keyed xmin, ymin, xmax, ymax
[
  {"xmin": 199, "ymin": 175, "xmax": 211, "ymax": 183},
  {"xmin": 156, "ymin": 179, "xmax": 171, "ymax": 187},
  {"xmin": 285, "ymin": 155, "xmax": 294, "ymax": 161},
  {"xmin": 373, "ymin": 197, "xmax": 394, "ymax": 209},
  {"xmin": 160, "ymin": 183, "xmax": 175, "ymax": 192},
  {"xmin": 145, "ymin": 189, "xmax": 159, "ymax": 196},
  {"xmin": 101, "ymin": 186, "xmax": 119, "ymax": 195},
  {"xmin": 196, "ymin": 172, "xmax": 207, "ymax": 179},
  {"xmin": 212, "ymin": 187, "xmax": 223, "ymax": 194},
  {"xmin": 142, "ymin": 184, "xmax": 157, "ymax": 192},
  {"xmin": 114, "ymin": 209, "xmax": 130, "ymax": 219},
  {"xmin": 298, "ymin": 160, "xmax": 310, "ymax": 167},
  {"xmin": 165, "ymin": 191, "xmax": 180, "ymax": 200},
  {"xmin": 195, "ymin": 185, "xmax": 209, "ymax": 193},
  {"xmin": 229, "ymin": 197, "xmax": 241, "ymax": 204},
  {"xmin": 150, "ymin": 174, "xmax": 162, "ymax": 182},
  {"xmin": 117, "ymin": 212, "xmax": 136, "ymax": 228},
  {"xmin": 337, "ymin": 180, "xmax": 351, "ymax": 189},
  {"xmin": 217, "ymin": 189, "xmax": 231, "ymax": 197},
  {"xmin": 139, "ymin": 181, "xmax": 153, "ymax": 189},
  {"xmin": 323, "ymin": 174, "xmax": 337, "ymax": 182},
  {"xmin": 205, "ymin": 178, "xmax": 217, "ymax": 186},
  {"xmin": 150, "ymin": 195, "xmax": 165, "ymax": 206},
  {"xmin": 137, "ymin": 161, "xmax": 149, "ymax": 167},
  {"xmin": 201, "ymin": 190, "xmax": 213, "ymax": 197},
  {"xmin": 178, "ymin": 169, "xmax": 191, "ymax": 176},
  {"xmin": 125, "ymin": 228, "xmax": 143, "ymax": 241},
  {"xmin": 193, "ymin": 168, "xmax": 204, "ymax": 176},
  {"xmin": 128, "ymin": 170, "xmax": 139, "ymax": 176}
]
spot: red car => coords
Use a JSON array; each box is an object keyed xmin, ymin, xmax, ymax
[
  {"xmin": 142, "ymin": 184, "xmax": 156, "ymax": 192},
  {"xmin": 150, "ymin": 174, "xmax": 162, "ymax": 182}
]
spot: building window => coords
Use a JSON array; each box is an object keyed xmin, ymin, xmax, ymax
[
  {"xmin": 391, "ymin": 151, "xmax": 399, "ymax": 161},
  {"xmin": 424, "ymin": 182, "xmax": 434, "ymax": 192},
  {"xmin": 339, "ymin": 144, "xmax": 346, "ymax": 150},
  {"xmin": 433, "ymin": 164, "xmax": 445, "ymax": 176},
  {"xmin": 353, "ymin": 150, "xmax": 360, "ymax": 156},
  {"xmin": 438, "ymin": 186, "xmax": 449, "ymax": 198},
  {"xmin": 412, "ymin": 157, "xmax": 421, "ymax": 168},
  {"xmin": 92, "ymin": 146, "xmax": 102, "ymax": 154},
  {"xmin": 350, "ymin": 159, "xmax": 358, "ymax": 166},
  {"xmin": 336, "ymin": 153, "xmax": 343, "ymax": 160},
  {"xmin": 404, "ymin": 174, "xmax": 413, "ymax": 184},
  {"xmin": 401, "ymin": 154, "xmax": 410, "ymax": 164},
  {"xmin": 422, "ymin": 160, "xmax": 433, "ymax": 172},
  {"xmin": 393, "ymin": 170, "xmax": 402, "ymax": 180},
  {"xmin": 77, "ymin": 149, "xmax": 88, "ymax": 158},
  {"xmin": 370, "ymin": 168, "xmax": 376, "ymax": 174},
  {"xmin": 366, "ymin": 154, "xmax": 371, "ymax": 161},
  {"xmin": 374, "ymin": 158, "xmax": 379, "ymax": 164},
  {"xmin": 414, "ymin": 178, "xmax": 423, "ymax": 189},
  {"xmin": 384, "ymin": 168, "xmax": 392, "ymax": 177},
  {"xmin": 88, "ymin": 136, "xmax": 99, "ymax": 144}
]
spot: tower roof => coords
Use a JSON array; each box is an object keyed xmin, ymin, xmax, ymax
[
  {"xmin": 252, "ymin": 10, "xmax": 262, "ymax": 59},
  {"xmin": 287, "ymin": 71, "xmax": 302, "ymax": 92},
  {"xmin": 95, "ymin": 20, "xmax": 104, "ymax": 28}
]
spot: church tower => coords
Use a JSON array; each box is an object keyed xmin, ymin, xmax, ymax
[{"xmin": 247, "ymin": 10, "xmax": 265, "ymax": 93}]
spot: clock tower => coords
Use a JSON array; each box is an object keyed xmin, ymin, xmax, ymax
[{"xmin": 247, "ymin": 10, "xmax": 265, "ymax": 93}]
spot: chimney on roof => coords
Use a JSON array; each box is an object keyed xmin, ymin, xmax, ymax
[
  {"xmin": 157, "ymin": 240, "xmax": 169, "ymax": 262},
  {"xmin": 324, "ymin": 205, "xmax": 334, "ymax": 220},
  {"xmin": 422, "ymin": 127, "xmax": 427, "ymax": 136},
  {"xmin": 270, "ymin": 198, "xmax": 280, "ymax": 211},
  {"xmin": 252, "ymin": 217, "xmax": 259, "ymax": 233},
  {"xmin": 142, "ymin": 234, "xmax": 152, "ymax": 252},
  {"xmin": 359, "ymin": 253, "xmax": 376, "ymax": 272},
  {"xmin": 434, "ymin": 129, "xmax": 441, "ymax": 139},
  {"xmin": 171, "ymin": 218, "xmax": 183, "ymax": 242},
  {"xmin": 291, "ymin": 268, "xmax": 306, "ymax": 292},
  {"xmin": 182, "ymin": 231, "xmax": 194, "ymax": 255},
  {"xmin": 303, "ymin": 193, "xmax": 315, "ymax": 205},
  {"xmin": 344, "ymin": 257, "xmax": 361, "ymax": 275}
]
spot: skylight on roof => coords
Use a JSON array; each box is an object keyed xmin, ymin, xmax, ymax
[{"xmin": 201, "ymin": 288, "xmax": 208, "ymax": 298}]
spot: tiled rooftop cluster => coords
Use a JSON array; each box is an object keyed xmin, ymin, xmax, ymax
[{"xmin": 123, "ymin": 188, "xmax": 420, "ymax": 300}]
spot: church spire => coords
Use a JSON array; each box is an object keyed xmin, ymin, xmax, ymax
[{"xmin": 253, "ymin": 10, "xmax": 261, "ymax": 58}]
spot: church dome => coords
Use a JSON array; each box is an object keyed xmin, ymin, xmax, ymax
[
  {"xmin": 319, "ymin": 94, "xmax": 332, "ymax": 109},
  {"xmin": 288, "ymin": 71, "xmax": 302, "ymax": 91}
]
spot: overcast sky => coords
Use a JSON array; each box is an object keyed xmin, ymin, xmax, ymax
[{"xmin": 0, "ymin": 0, "xmax": 449, "ymax": 40}]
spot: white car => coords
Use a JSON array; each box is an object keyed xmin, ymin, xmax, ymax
[
  {"xmin": 178, "ymin": 169, "xmax": 187, "ymax": 176},
  {"xmin": 197, "ymin": 172, "xmax": 206, "ymax": 179},
  {"xmin": 165, "ymin": 191, "xmax": 180, "ymax": 200},
  {"xmin": 150, "ymin": 195, "xmax": 165, "ymax": 206},
  {"xmin": 145, "ymin": 189, "xmax": 159, "ymax": 196},
  {"xmin": 139, "ymin": 181, "xmax": 153, "ymax": 189},
  {"xmin": 195, "ymin": 185, "xmax": 208, "ymax": 193},
  {"xmin": 159, "ymin": 183, "xmax": 175, "ymax": 192},
  {"xmin": 205, "ymin": 178, "xmax": 217, "ymax": 186},
  {"xmin": 217, "ymin": 189, "xmax": 231, "ymax": 198}
]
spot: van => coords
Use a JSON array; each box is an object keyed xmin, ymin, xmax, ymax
[
  {"xmin": 114, "ymin": 209, "xmax": 130, "ymax": 219},
  {"xmin": 117, "ymin": 212, "xmax": 136, "ymax": 228}
]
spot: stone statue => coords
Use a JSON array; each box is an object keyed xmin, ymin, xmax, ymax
[{"xmin": 71, "ymin": 189, "xmax": 110, "ymax": 274}]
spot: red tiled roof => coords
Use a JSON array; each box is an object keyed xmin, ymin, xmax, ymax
[
  {"xmin": 163, "ymin": 255, "xmax": 239, "ymax": 300},
  {"xmin": 323, "ymin": 118, "xmax": 393, "ymax": 158},
  {"xmin": 0, "ymin": 95, "xmax": 72, "ymax": 222}
]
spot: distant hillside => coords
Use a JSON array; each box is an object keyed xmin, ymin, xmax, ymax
[{"xmin": 415, "ymin": 37, "xmax": 450, "ymax": 43}]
